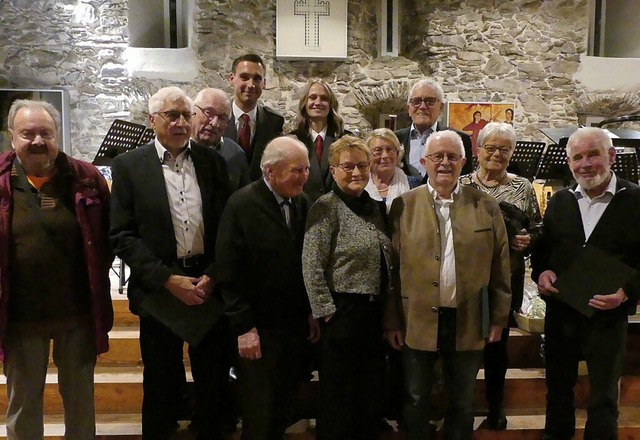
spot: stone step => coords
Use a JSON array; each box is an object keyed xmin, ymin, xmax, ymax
[{"xmin": 1, "ymin": 408, "xmax": 640, "ymax": 439}]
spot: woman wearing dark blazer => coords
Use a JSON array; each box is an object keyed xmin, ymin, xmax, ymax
[
  {"xmin": 289, "ymin": 78, "xmax": 349, "ymax": 202},
  {"xmin": 303, "ymin": 136, "xmax": 392, "ymax": 439}
]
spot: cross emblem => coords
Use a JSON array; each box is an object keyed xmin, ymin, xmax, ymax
[{"xmin": 294, "ymin": 0, "xmax": 330, "ymax": 52}]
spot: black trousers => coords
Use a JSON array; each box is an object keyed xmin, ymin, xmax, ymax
[
  {"xmin": 139, "ymin": 313, "xmax": 231, "ymax": 440},
  {"xmin": 543, "ymin": 300, "xmax": 628, "ymax": 440},
  {"xmin": 236, "ymin": 327, "xmax": 307, "ymax": 440},
  {"xmin": 483, "ymin": 254, "xmax": 524, "ymax": 413},
  {"xmin": 316, "ymin": 293, "xmax": 385, "ymax": 440}
]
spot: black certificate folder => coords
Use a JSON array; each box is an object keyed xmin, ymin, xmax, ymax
[{"xmin": 552, "ymin": 244, "xmax": 637, "ymax": 318}]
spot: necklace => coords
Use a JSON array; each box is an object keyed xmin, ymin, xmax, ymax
[{"xmin": 476, "ymin": 171, "xmax": 508, "ymax": 188}]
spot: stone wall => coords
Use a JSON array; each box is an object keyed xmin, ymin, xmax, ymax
[{"xmin": 0, "ymin": 0, "xmax": 590, "ymax": 160}]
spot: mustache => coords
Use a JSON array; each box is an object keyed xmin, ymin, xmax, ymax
[{"xmin": 27, "ymin": 144, "xmax": 50, "ymax": 153}]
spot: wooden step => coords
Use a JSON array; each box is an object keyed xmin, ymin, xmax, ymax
[
  {"xmin": 1, "ymin": 408, "xmax": 640, "ymax": 439},
  {"xmin": 1, "ymin": 363, "xmax": 638, "ymax": 416}
]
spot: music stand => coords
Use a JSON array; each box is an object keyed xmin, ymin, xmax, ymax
[
  {"xmin": 612, "ymin": 151, "xmax": 639, "ymax": 183},
  {"xmin": 535, "ymin": 142, "xmax": 573, "ymax": 184},
  {"xmin": 508, "ymin": 141, "xmax": 546, "ymax": 179},
  {"xmin": 92, "ymin": 119, "xmax": 147, "ymax": 166},
  {"xmin": 138, "ymin": 127, "xmax": 156, "ymax": 146}
]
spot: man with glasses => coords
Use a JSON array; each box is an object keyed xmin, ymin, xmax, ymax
[
  {"xmin": 110, "ymin": 86, "xmax": 232, "ymax": 440},
  {"xmin": 0, "ymin": 99, "xmax": 112, "ymax": 440},
  {"xmin": 192, "ymin": 88, "xmax": 250, "ymax": 191},
  {"xmin": 384, "ymin": 130, "xmax": 511, "ymax": 440},
  {"xmin": 395, "ymin": 78, "xmax": 473, "ymax": 179}
]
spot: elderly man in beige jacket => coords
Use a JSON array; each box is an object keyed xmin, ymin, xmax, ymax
[{"xmin": 384, "ymin": 129, "xmax": 512, "ymax": 440}]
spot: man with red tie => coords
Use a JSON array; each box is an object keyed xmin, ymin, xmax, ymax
[{"xmin": 224, "ymin": 54, "xmax": 284, "ymax": 182}]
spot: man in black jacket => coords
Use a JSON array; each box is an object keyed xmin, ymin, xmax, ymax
[
  {"xmin": 216, "ymin": 136, "xmax": 319, "ymax": 440},
  {"xmin": 110, "ymin": 86, "xmax": 232, "ymax": 440},
  {"xmin": 395, "ymin": 78, "xmax": 473, "ymax": 178},
  {"xmin": 224, "ymin": 54, "xmax": 285, "ymax": 181},
  {"xmin": 532, "ymin": 127, "xmax": 640, "ymax": 440}
]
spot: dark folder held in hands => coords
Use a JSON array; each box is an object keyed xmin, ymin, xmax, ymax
[{"xmin": 552, "ymin": 244, "xmax": 637, "ymax": 317}]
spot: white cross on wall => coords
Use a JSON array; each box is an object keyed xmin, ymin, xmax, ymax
[{"xmin": 294, "ymin": 0, "xmax": 330, "ymax": 52}]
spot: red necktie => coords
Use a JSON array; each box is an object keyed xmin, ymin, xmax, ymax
[
  {"xmin": 315, "ymin": 135, "xmax": 323, "ymax": 164},
  {"xmin": 238, "ymin": 114, "xmax": 251, "ymax": 153}
]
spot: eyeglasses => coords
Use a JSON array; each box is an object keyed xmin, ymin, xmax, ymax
[
  {"xmin": 371, "ymin": 147, "xmax": 398, "ymax": 157},
  {"xmin": 337, "ymin": 162, "xmax": 370, "ymax": 172},
  {"xmin": 480, "ymin": 145, "xmax": 512, "ymax": 156},
  {"xmin": 195, "ymin": 105, "xmax": 228, "ymax": 123},
  {"xmin": 154, "ymin": 111, "xmax": 195, "ymax": 124},
  {"xmin": 409, "ymin": 97, "xmax": 439, "ymax": 108},
  {"xmin": 425, "ymin": 153, "xmax": 462, "ymax": 163}
]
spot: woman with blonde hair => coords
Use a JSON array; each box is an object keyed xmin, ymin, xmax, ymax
[
  {"xmin": 364, "ymin": 128, "xmax": 420, "ymax": 212},
  {"xmin": 303, "ymin": 135, "xmax": 392, "ymax": 439}
]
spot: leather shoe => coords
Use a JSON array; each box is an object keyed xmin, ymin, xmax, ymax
[{"xmin": 486, "ymin": 413, "xmax": 508, "ymax": 430}]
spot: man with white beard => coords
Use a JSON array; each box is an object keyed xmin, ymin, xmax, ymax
[{"xmin": 532, "ymin": 127, "xmax": 640, "ymax": 440}]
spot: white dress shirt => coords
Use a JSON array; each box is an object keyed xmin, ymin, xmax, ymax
[
  {"xmin": 572, "ymin": 172, "xmax": 617, "ymax": 241},
  {"xmin": 427, "ymin": 180, "xmax": 461, "ymax": 307},
  {"xmin": 232, "ymin": 101, "xmax": 257, "ymax": 144},
  {"xmin": 155, "ymin": 140, "xmax": 204, "ymax": 258}
]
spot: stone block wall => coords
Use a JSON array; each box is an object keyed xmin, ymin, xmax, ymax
[{"xmin": 0, "ymin": 0, "xmax": 590, "ymax": 160}]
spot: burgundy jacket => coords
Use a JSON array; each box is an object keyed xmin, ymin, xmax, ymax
[{"xmin": 0, "ymin": 150, "xmax": 113, "ymax": 360}]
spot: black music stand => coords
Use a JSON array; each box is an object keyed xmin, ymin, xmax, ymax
[
  {"xmin": 138, "ymin": 127, "xmax": 156, "ymax": 146},
  {"xmin": 92, "ymin": 119, "xmax": 148, "ymax": 166},
  {"xmin": 508, "ymin": 141, "xmax": 546, "ymax": 179},
  {"xmin": 535, "ymin": 142, "xmax": 573, "ymax": 184},
  {"xmin": 612, "ymin": 152, "xmax": 639, "ymax": 183}
]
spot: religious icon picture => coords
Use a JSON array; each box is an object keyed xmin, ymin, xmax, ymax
[{"xmin": 447, "ymin": 102, "xmax": 515, "ymax": 156}]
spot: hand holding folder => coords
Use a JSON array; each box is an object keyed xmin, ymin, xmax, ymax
[{"xmin": 552, "ymin": 244, "xmax": 637, "ymax": 317}]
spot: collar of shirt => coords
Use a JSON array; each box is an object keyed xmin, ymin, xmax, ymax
[
  {"xmin": 427, "ymin": 179, "xmax": 460, "ymax": 202},
  {"xmin": 410, "ymin": 122, "xmax": 438, "ymax": 140},
  {"xmin": 232, "ymin": 101, "xmax": 257, "ymax": 124},
  {"xmin": 155, "ymin": 138, "xmax": 190, "ymax": 163},
  {"xmin": 572, "ymin": 171, "xmax": 617, "ymax": 201},
  {"xmin": 263, "ymin": 177, "xmax": 289, "ymax": 205},
  {"xmin": 310, "ymin": 127, "xmax": 328, "ymax": 142}
]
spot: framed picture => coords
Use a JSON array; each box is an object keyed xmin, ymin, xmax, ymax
[
  {"xmin": 0, "ymin": 88, "xmax": 71, "ymax": 155},
  {"xmin": 447, "ymin": 102, "xmax": 515, "ymax": 156},
  {"xmin": 276, "ymin": 0, "xmax": 348, "ymax": 60}
]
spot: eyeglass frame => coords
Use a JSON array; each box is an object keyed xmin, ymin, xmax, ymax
[
  {"xmin": 408, "ymin": 97, "xmax": 439, "ymax": 108},
  {"xmin": 479, "ymin": 144, "xmax": 513, "ymax": 156},
  {"xmin": 154, "ymin": 110, "xmax": 195, "ymax": 124},
  {"xmin": 370, "ymin": 146, "xmax": 398, "ymax": 157},
  {"xmin": 335, "ymin": 162, "xmax": 371, "ymax": 173},
  {"xmin": 194, "ymin": 105, "xmax": 229, "ymax": 124},
  {"xmin": 424, "ymin": 152, "xmax": 463, "ymax": 163}
]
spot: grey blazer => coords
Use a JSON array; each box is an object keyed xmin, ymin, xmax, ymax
[{"xmin": 302, "ymin": 191, "xmax": 393, "ymax": 319}]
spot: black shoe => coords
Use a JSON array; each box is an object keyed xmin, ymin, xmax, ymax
[{"xmin": 486, "ymin": 413, "xmax": 508, "ymax": 430}]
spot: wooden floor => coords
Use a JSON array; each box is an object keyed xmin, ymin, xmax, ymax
[{"xmin": 0, "ymin": 268, "xmax": 639, "ymax": 439}]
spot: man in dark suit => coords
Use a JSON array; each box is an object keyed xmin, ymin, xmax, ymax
[
  {"xmin": 110, "ymin": 86, "xmax": 232, "ymax": 440},
  {"xmin": 395, "ymin": 78, "xmax": 473, "ymax": 177},
  {"xmin": 192, "ymin": 87, "xmax": 250, "ymax": 191},
  {"xmin": 216, "ymin": 136, "xmax": 320, "ymax": 440},
  {"xmin": 532, "ymin": 127, "xmax": 640, "ymax": 440},
  {"xmin": 223, "ymin": 54, "xmax": 285, "ymax": 181}
]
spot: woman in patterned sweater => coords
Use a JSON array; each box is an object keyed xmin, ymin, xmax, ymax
[
  {"xmin": 302, "ymin": 135, "xmax": 393, "ymax": 440},
  {"xmin": 459, "ymin": 122, "xmax": 542, "ymax": 430}
]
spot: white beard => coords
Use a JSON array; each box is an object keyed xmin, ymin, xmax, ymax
[{"xmin": 574, "ymin": 169, "xmax": 610, "ymax": 191}]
